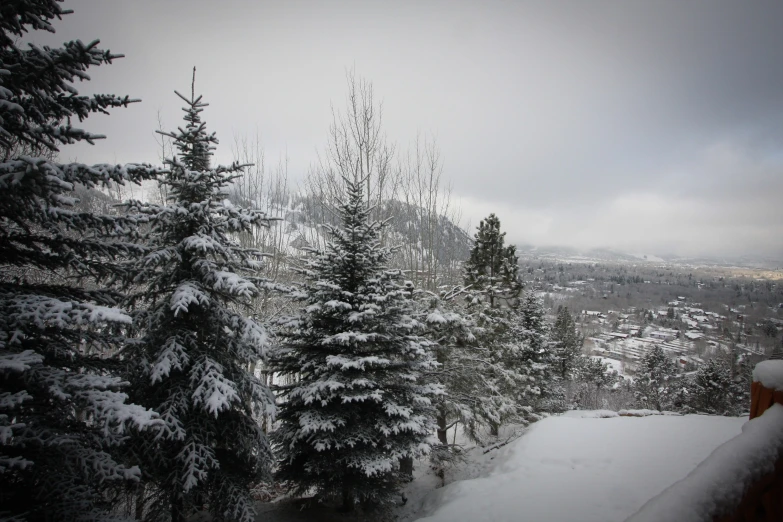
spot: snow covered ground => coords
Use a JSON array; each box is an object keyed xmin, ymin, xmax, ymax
[
  {"xmin": 402, "ymin": 413, "xmax": 747, "ymax": 522},
  {"xmin": 593, "ymin": 355, "xmax": 627, "ymax": 377}
]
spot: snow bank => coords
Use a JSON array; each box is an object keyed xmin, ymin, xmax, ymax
[
  {"xmin": 413, "ymin": 414, "xmax": 745, "ymax": 522},
  {"xmin": 626, "ymin": 404, "xmax": 783, "ymax": 522},
  {"xmin": 619, "ymin": 409, "xmax": 661, "ymax": 417},
  {"xmin": 752, "ymin": 359, "xmax": 783, "ymax": 391},
  {"xmin": 561, "ymin": 409, "xmax": 619, "ymax": 418},
  {"xmin": 619, "ymin": 409, "xmax": 664, "ymax": 417},
  {"xmin": 563, "ymin": 409, "xmax": 680, "ymax": 418}
]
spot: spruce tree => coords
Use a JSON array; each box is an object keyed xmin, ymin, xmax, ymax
[
  {"xmin": 270, "ymin": 176, "xmax": 438, "ymax": 511},
  {"xmin": 0, "ymin": 2, "xmax": 163, "ymax": 519},
  {"xmin": 121, "ymin": 81, "xmax": 276, "ymax": 522}
]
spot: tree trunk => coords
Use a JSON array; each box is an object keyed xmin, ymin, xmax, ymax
[
  {"xmin": 135, "ymin": 485, "xmax": 145, "ymax": 520},
  {"xmin": 399, "ymin": 456, "xmax": 414, "ymax": 481},
  {"xmin": 171, "ymin": 493, "xmax": 184, "ymax": 522},
  {"xmin": 490, "ymin": 422, "xmax": 499, "ymax": 437},
  {"xmin": 340, "ymin": 487, "xmax": 355, "ymax": 513},
  {"xmin": 436, "ymin": 410, "xmax": 448, "ymax": 445}
]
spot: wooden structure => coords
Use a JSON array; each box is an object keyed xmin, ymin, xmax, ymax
[
  {"xmin": 714, "ymin": 380, "xmax": 783, "ymax": 522},
  {"xmin": 750, "ymin": 380, "xmax": 783, "ymax": 420}
]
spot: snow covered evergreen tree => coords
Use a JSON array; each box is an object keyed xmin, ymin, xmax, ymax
[
  {"xmin": 550, "ymin": 306, "xmax": 583, "ymax": 380},
  {"xmin": 517, "ymin": 291, "xmax": 548, "ymax": 353},
  {"xmin": 504, "ymin": 291, "xmax": 560, "ymax": 416},
  {"xmin": 633, "ymin": 345, "xmax": 679, "ymax": 411},
  {"xmin": 459, "ymin": 214, "xmax": 538, "ymax": 434},
  {"xmin": 684, "ymin": 358, "xmax": 733, "ymax": 415},
  {"xmin": 574, "ymin": 357, "xmax": 618, "ymax": 410},
  {"xmin": 0, "ymin": 2, "xmax": 162, "ymax": 519},
  {"xmin": 414, "ymin": 292, "xmax": 520, "ymax": 444},
  {"xmin": 718, "ymin": 347, "xmax": 753, "ymax": 416},
  {"xmin": 463, "ymin": 214, "xmax": 522, "ymax": 308},
  {"xmin": 414, "ymin": 295, "xmax": 476, "ymax": 445},
  {"xmin": 121, "ymin": 79, "xmax": 276, "ymax": 522},
  {"xmin": 270, "ymin": 176, "xmax": 439, "ymax": 511},
  {"xmin": 729, "ymin": 353, "xmax": 753, "ymax": 415}
]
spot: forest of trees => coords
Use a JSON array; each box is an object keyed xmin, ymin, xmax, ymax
[{"xmin": 0, "ymin": 2, "xmax": 769, "ymax": 521}]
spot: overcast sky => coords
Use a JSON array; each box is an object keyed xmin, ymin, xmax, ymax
[{"xmin": 32, "ymin": 0, "xmax": 783, "ymax": 259}]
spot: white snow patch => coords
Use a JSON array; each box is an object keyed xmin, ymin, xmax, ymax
[
  {"xmin": 752, "ymin": 359, "xmax": 783, "ymax": 391},
  {"xmin": 627, "ymin": 404, "xmax": 783, "ymax": 522},
  {"xmin": 592, "ymin": 356, "xmax": 625, "ymax": 376},
  {"xmin": 410, "ymin": 413, "xmax": 746, "ymax": 522},
  {"xmin": 618, "ymin": 409, "xmax": 664, "ymax": 417},
  {"xmin": 561, "ymin": 409, "xmax": 619, "ymax": 418}
]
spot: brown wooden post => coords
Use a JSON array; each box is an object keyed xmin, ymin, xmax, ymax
[
  {"xmin": 715, "ymin": 375, "xmax": 783, "ymax": 521},
  {"xmin": 749, "ymin": 380, "xmax": 783, "ymax": 420}
]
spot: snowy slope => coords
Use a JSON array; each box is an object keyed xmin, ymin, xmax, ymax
[{"xmin": 410, "ymin": 414, "xmax": 746, "ymax": 522}]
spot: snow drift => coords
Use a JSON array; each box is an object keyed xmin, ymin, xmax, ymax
[{"xmin": 412, "ymin": 413, "xmax": 746, "ymax": 522}]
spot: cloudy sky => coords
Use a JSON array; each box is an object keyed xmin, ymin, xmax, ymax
[{"xmin": 31, "ymin": 0, "xmax": 783, "ymax": 259}]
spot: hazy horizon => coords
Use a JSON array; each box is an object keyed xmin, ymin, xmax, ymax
[{"xmin": 27, "ymin": 0, "xmax": 783, "ymax": 260}]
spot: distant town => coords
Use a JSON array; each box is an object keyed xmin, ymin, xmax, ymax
[{"xmin": 521, "ymin": 252, "xmax": 782, "ymax": 380}]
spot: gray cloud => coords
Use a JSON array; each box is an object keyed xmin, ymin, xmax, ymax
[{"xmin": 29, "ymin": 0, "xmax": 783, "ymax": 258}]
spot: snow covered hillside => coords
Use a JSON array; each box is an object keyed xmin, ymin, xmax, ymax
[{"xmin": 407, "ymin": 413, "xmax": 746, "ymax": 522}]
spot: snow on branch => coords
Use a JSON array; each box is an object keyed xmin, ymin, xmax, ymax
[
  {"xmin": 177, "ymin": 441, "xmax": 219, "ymax": 492},
  {"xmin": 9, "ymin": 295, "xmax": 130, "ymax": 329},
  {"xmin": 190, "ymin": 357, "xmax": 240, "ymax": 417},
  {"xmin": 210, "ymin": 270, "xmax": 256, "ymax": 297},
  {"xmin": 0, "ymin": 350, "xmax": 43, "ymax": 372},
  {"xmin": 325, "ymin": 354, "xmax": 390, "ymax": 371},
  {"xmin": 170, "ymin": 281, "xmax": 209, "ymax": 316},
  {"xmin": 150, "ymin": 337, "xmax": 191, "ymax": 384}
]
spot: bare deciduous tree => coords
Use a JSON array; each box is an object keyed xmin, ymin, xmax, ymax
[
  {"xmin": 302, "ymin": 68, "xmax": 400, "ymax": 244},
  {"xmin": 396, "ymin": 133, "xmax": 465, "ymax": 291}
]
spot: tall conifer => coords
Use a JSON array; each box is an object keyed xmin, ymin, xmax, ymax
[
  {"xmin": 0, "ymin": 2, "xmax": 162, "ymax": 519},
  {"xmin": 122, "ymin": 78, "xmax": 276, "ymax": 522},
  {"xmin": 463, "ymin": 214, "xmax": 521, "ymax": 308},
  {"xmin": 270, "ymin": 176, "xmax": 438, "ymax": 511}
]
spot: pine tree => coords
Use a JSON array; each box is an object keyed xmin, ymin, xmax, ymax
[
  {"xmin": 575, "ymin": 357, "xmax": 618, "ymax": 410},
  {"xmin": 633, "ymin": 345, "xmax": 678, "ymax": 411},
  {"xmin": 415, "ymin": 292, "xmax": 519, "ymax": 445},
  {"xmin": 510, "ymin": 291, "xmax": 558, "ymax": 415},
  {"xmin": 0, "ymin": 2, "xmax": 162, "ymax": 519},
  {"xmin": 718, "ymin": 346, "xmax": 753, "ymax": 416},
  {"xmin": 551, "ymin": 306, "xmax": 583, "ymax": 380},
  {"xmin": 729, "ymin": 353, "xmax": 753, "ymax": 415},
  {"xmin": 463, "ymin": 214, "xmax": 522, "ymax": 308},
  {"xmin": 685, "ymin": 358, "xmax": 733, "ymax": 415},
  {"xmin": 460, "ymin": 214, "xmax": 535, "ymax": 434},
  {"xmin": 121, "ymin": 80, "xmax": 276, "ymax": 522},
  {"xmin": 518, "ymin": 291, "xmax": 547, "ymax": 353},
  {"xmin": 270, "ymin": 177, "xmax": 439, "ymax": 511},
  {"xmin": 415, "ymin": 295, "xmax": 476, "ymax": 445}
]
